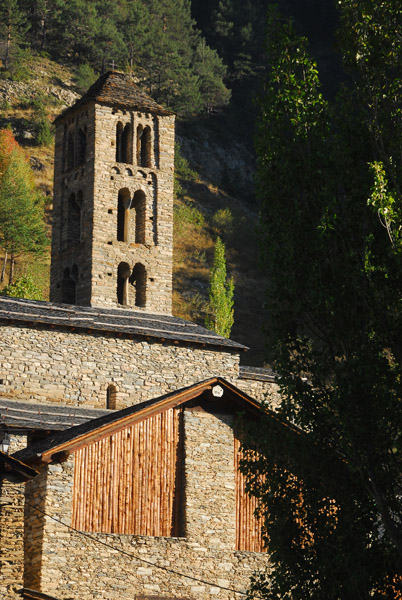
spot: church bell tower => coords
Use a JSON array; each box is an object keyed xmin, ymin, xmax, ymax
[{"xmin": 50, "ymin": 71, "xmax": 175, "ymax": 315}]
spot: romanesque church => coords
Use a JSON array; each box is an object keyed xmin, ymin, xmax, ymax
[{"xmin": 0, "ymin": 72, "xmax": 276, "ymax": 600}]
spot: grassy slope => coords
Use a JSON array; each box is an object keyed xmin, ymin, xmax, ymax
[{"xmin": 0, "ymin": 57, "xmax": 268, "ymax": 365}]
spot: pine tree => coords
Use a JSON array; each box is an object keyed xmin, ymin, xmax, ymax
[
  {"xmin": 25, "ymin": 0, "xmax": 52, "ymax": 51},
  {"xmin": 193, "ymin": 38, "xmax": 231, "ymax": 113},
  {"xmin": 205, "ymin": 237, "xmax": 234, "ymax": 338},
  {"xmin": 0, "ymin": 0, "xmax": 27, "ymax": 69}
]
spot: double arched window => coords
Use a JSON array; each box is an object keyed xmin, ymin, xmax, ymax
[
  {"xmin": 77, "ymin": 128, "xmax": 87, "ymax": 165},
  {"xmin": 117, "ymin": 262, "xmax": 147, "ymax": 308},
  {"xmin": 62, "ymin": 264, "xmax": 78, "ymax": 304},
  {"xmin": 136, "ymin": 125, "xmax": 152, "ymax": 167},
  {"xmin": 67, "ymin": 131, "xmax": 75, "ymax": 171},
  {"xmin": 117, "ymin": 189, "xmax": 131, "ymax": 242},
  {"xmin": 64, "ymin": 125, "xmax": 86, "ymax": 171},
  {"xmin": 67, "ymin": 191, "xmax": 83, "ymax": 245},
  {"xmin": 116, "ymin": 189, "xmax": 146, "ymax": 244},
  {"xmin": 116, "ymin": 122, "xmax": 132, "ymax": 163}
]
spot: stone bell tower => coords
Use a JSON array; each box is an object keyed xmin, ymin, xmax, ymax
[{"xmin": 49, "ymin": 71, "xmax": 175, "ymax": 315}]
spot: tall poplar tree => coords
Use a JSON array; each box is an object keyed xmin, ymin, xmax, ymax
[
  {"xmin": 242, "ymin": 3, "xmax": 402, "ymax": 598},
  {"xmin": 205, "ymin": 237, "xmax": 234, "ymax": 338}
]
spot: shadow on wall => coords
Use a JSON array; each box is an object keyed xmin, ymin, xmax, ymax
[{"xmin": 24, "ymin": 467, "xmax": 48, "ymax": 590}]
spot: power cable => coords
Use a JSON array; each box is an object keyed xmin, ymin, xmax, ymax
[{"xmin": 26, "ymin": 502, "xmax": 262, "ymax": 598}]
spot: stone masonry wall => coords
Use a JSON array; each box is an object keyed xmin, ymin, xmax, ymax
[
  {"xmin": 0, "ymin": 323, "xmax": 239, "ymax": 409},
  {"xmin": 91, "ymin": 106, "xmax": 175, "ymax": 314},
  {"xmin": 235, "ymin": 379, "xmax": 281, "ymax": 408},
  {"xmin": 26, "ymin": 407, "xmax": 267, "ymax": 600},
  {"xmin": 0, "ymin": 435, "xmax": 28, "ymax": 600},
  {"xmin": 50, "ymin": 105, "xmax": 96, "ymax": 307}
]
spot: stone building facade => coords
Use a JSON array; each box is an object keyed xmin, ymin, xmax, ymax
[
  {"xmin": 15, "ymin": 381, "xmax": 268, "ymax": 600},
  {"xmin": 0, "ymin": 73, "xmax": 276, "ymax": 600}
]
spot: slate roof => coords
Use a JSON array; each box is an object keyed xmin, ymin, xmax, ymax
[
  {"xmin": 0, "ymin": 296, "xmax": 247, "ymax": 351},
  {"xmin": 14, "ymin": 378, "xmax": 263, "ymax": 464},
  {"xmin": 239, "ymin": 366, "xmax": 276, "ymax": 382},
  {"xmin": 56, "ymin": 71, "xmax": 172, "ymax": 122},
  {"xmin": 0, "ymin": 398, "xmax": 110, "ymax": 431}
]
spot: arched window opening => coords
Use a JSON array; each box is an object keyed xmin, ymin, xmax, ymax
[
  {"xmin": 153, "ymin": 116, "xmax": 159, "ymax": 168},
  {"xmin": 132, "ymin": 190, "xmax": 146, "ymax": 244},
  {"xmin": 130, "ymin": 263, "xmax": 147, "ymax": 307},
  {"xmin": 68, "ymin": 192, "xmax": 82, "ymax": 244},
  {"xmin": 137, "ymin": 125, "xmax": 152, "ymax": 167},
  {"xmin": 71, "ymin": 263, "xmax": 78, "ymax": 282},
  {"xmin": 62, "ymin": 125, "xmax": 67, "ymax": 172},
  {"xmin": 106, "ymin": 384, "xmax": 117, "ymax": 410},
  {"xmin": 121, "ymin": 123, "xmax": 132, "ymax": 163},
  {"xmin": 116, "ymin": 122, "xmax": 123, "ymax": 162},
  {"xmin": 67, "ymin": 131, "xmax": 75, "ymax": 170},
  {"xmin": 117, "ymin": 189, "xmax": 131, "ymax": 242},
  {"xmin": 117, "ymin": 262, "xmax": 130, "ymax": 305},
  {"xmin": 62, "ymin": 266, "xmax": 77, "ymax": 304},
  {"xmin": 77, "ymin": 128, "xmax": 86, "ymax": 165},
  {"xmin": 136, "ymin": 125, "xmax": 143, "ymax": 165}
]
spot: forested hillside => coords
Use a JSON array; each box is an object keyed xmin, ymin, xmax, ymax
[{"xmin": 0, "ymin": 0, "xmax": 339, "ymax": 364}]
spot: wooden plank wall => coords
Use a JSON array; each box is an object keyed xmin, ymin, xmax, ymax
[
  {"xmin": 234, "ymin": 436, "xmax": 266, "ymax": 552},
  {"xmin": 72, "ymin": 407, "xmax": 182, "ymax": 536}
]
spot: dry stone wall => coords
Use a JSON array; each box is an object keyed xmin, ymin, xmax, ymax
[
  {"xmin": 0, "ymin": 435, "xmax": 28, "ymax": 600},
  {"xmin": 50, "ymin": 104, "xmax": 96, "ymax": 308},
  {"xmin": 24, "ymin": 408, "xmax": 268, "ymax": 600},
  {"xmin": 91, "ymin": 106, "xmax": 175, "ymax": 314},
  {"xmin": 0, "ymin": 323, "xmax": 239, "ymax": 409},
  {"xmin": 235, "ymin": 378, "xmax": 280, "ymax": 408}
]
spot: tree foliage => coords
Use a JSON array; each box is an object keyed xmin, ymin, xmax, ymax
[
  {"xmin": 1, "ymin": 275, "xmax": 43, "ymax": 300},
  {"xmin": 1, "ymin": 0, "xmax": 230, "ymax": 116},
  {"xmin": 0, "ymin": 129, "xmax": 48, "ymax": 282},
  {"xmin": 242, "ymin": 3, "xmax": 402, "ymax": 598},
  {"xmin": 205, "ymin": 237, "xmax": 234, "ymax": 338}
]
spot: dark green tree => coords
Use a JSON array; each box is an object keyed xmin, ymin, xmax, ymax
[
  {"xmin": 0, "ymin": 0, "xmax": 27, "ymax": 69},
  {"xmin": 92, "ymin": 0, "xmax": 125, "ymax": 72},
  {"xmin": 138, "ymin": 0, "xmax": 203, "ymax": 114},
  {"xmin": 50, "ymin": 0, "xmax": 98, "ymax": 64},
  {"xmin": 25, "ymin": 0, "xmax": 54, "ymax": 51},
  {"xmin": 242, "ymin": 3, "xmax": 402, "ymax": 598},
  {"xmin": 193, "ymin": 38, "xmax": 231, "ymax": 113},
  {"xmin": 119, "ymin": 0, "xmax": 150, "ymax": 71}
]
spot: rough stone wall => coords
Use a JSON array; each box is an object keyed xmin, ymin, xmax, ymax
[
  {"xmin": 91, "ymin": 106, "xmax": 175, "ymax": 314},
  {"xmin": 29, "ymin": 408, "xmax": 267, "ymax": 600},
  {"xmin": 0, "ymin": 435, "xmax": 28, "ymax": 600},
  {"xmin": 24, "ymin": 467, "xmax": 47, "ymax": 593},
  {"xmin": 50, "ymin": 105, "xmax": 96, "ymax": 307},
  {"xmin": 0, "ymin": 324, "xmax": 239, "ymax": 409},
  {"xmin": 235, "ymin": 378, "xmax": 281, "ymax": 408},
  {"xmin": 184, "ymin": 409, "xmax": 236, "ymax": 550}
]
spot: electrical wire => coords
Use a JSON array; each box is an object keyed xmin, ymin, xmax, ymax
[{"xmin": 25, "ymin": 502, "xmax": 263, "ymax": 598}]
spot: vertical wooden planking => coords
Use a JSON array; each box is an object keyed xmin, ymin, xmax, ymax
[
  {"xmin": 72, "ymin": 408, "xmax": 182, "ymax": 536},
  {"xmin": 234, "ymin": 434, "xmax": 266, "ymax": 552}
]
